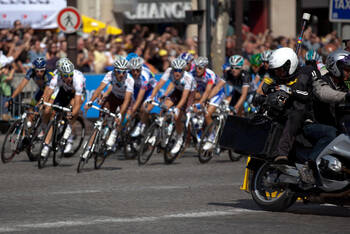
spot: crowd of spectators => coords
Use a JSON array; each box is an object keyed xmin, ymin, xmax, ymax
[{"xmin": 0, "ymin": 20, "xmax": 347, "ymax": 76}]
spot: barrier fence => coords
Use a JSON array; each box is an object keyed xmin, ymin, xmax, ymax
[{"xmin": 0, "ymin": 73, "xmax": 166, "ymax": 120}]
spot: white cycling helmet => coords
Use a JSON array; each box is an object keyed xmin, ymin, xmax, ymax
[
  {"xmin": 194, "ymin": 56, "xmax": 209, "ymax": 67},
  {"xmin": 269, "ymin": 47, "xmax": 298, "ymax": 76},
  {"xmin": 129, "ymin": 57, "xmax": 144, "ymax": 70},
  {"xmin": 171, "ymin": 58, "xmax": 187, "ymax": 70},
  {"xmin": 114, "ymin": 56, "xmax": 129, "ymax": 70},
  {"xmin": 58, "ymin": 58, "xmax": 74, "ymax": 74}
]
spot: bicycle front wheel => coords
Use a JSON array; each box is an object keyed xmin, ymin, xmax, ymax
[
  {"xmin": 138, "ymin": 122, "xmax": 158, "ymax": 165},
  {"xmin": 163, "ymin": 123, "xmax": 184, "ymax": 164},
  {"xmin": 198, "ymin": 118, "xmax": 220, "ymax": 164},
  {"xmin": 38, "ymin": 121, "xmax": 55, "ymax": 169},
  {"xmin": 77, "ymin": 129, "xmax": 98, "ymax": 173},
  {"xmin": 64, "ymin": 116, "xmax": 85, "ymax": 158},
  {"xmin": 1, "ymin": 120, "xmax": 23, "ymax": 163}
]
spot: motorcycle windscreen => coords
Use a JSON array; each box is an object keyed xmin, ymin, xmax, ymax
[{"xmin": 219, "ymin": 116, "xmax": 272, "ymax": 156}]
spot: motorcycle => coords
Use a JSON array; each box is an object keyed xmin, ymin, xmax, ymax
[{"xmin": 220, "ymin": 90, "xmax": 350, "ymax": 211}]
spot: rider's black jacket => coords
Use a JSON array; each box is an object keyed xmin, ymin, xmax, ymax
[{"xmin": 261, "ymin": 65, "xmax": 317, "ymax": 157}]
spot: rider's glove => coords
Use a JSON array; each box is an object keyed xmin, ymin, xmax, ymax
[
  {"xmin": 116, "ymin": 112, "xmax": 122, "ymax": 120},
  {"xmin": 87, "ymin": 101, "xmax": 93, "ymax": 107}
]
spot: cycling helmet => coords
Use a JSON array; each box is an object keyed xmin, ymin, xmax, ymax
[
  {"xmin": 269, "ymin": 47, "xmax": 298, "ymax": 76},
  {"xmin": 58, "ymin": 59, "xmax": 74, "ymax": 74},
  {"xmin": 261, "ymin": 50, "xmax": 272, "ymax": 62},
  {"xmin": 326, "ymin": 49, "xmax": 350, "ymax": 78},
  {"xmin": 56, "ymin": 57, "xmax": 69, "ymax": 69},
  {"xmin": 126, "ymin": 52, "xmax": 139, "ymax": 61},
  {"xmin": 194, "ymin": 56, "xmax": 209, "ymax": 67},
  {"xmin": 229, "ymin": 55, "xmax": 244, "ymax": 68},
  {"xmin": 129, "ymin": 57, "xmax": 144, "ymax": 70},
  {"xmin": 113, "ymin": 56, "xmax": 129, "ymax": 70},
  {"xmin": 305, "ymin": 50, "xmax": 321, "ymax": 62},
  {"xmin": 250, "ymin": 53, "xmax": 262, "ymax": 66},
  {"xmin": 171, "ymin": 58, "xmax": 187, "ymax": 70},
  {"xmin": 179, "ymin": 52, "xmax": 194, "ymax": 63},
  {"xmin": 33, "ymin": 57, "xmax": 46, "ymax": 69}
]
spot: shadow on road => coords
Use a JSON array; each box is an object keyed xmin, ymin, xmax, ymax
[{"xmin": 209, "ymin": 199, "xmax": 350, "ymax": 217}]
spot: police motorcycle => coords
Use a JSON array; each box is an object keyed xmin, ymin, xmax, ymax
[{"xmin": 220, "ymin": 87, "xmax": 350, "ymax": 212}]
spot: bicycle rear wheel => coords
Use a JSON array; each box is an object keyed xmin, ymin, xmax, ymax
[
  {"xmin": 198, "ymin": 118, "xmax": 220, "ymax": 164},
  {"xmin": 1, "ymin": 120, "xmax": 23, "ymax": 163},
  {"xmin": 64, "ymin": 116, "xmax": 85, "ymax": 158},
  {"xmin": 138, "ymin": 122, "xmax": 158, "ymax": 165}
]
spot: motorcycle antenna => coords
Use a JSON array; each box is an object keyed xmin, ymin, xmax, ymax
[{"xmin": 295, "ymin": 13, "xmax": 311, "ymax": 56}]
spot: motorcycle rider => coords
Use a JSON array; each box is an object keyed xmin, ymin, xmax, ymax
[
  {"xmin": 312, "ymin": 50, "xmax": 350, "ymax": 128},
  {"xmin": 261, "ymin": 47, "xmax": 336, "ymax": 166}
]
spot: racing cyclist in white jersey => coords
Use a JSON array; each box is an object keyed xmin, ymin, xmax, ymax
[
  {"xmin": 41, "ymin": 58, "xmax": 86, "ymax": 157},
  {"xmin": 84, "ymin": 56, "xmax": 134, "ymax": 150},
  {"xmin": 128, "ymin": 57, "xmax": 157, "ymax": 137},
  {"xmin": 147, "ymin": 58, "xmax": 195, "ymax": 154}
]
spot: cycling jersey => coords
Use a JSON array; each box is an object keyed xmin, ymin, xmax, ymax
[
  {"xmin": 161, "ymin": 68, "xmax": 195, "ymax": 92},
  {"xmin": 25, "ymin": 68, "xmax": 53, "ymax": 91},
  {"xmin": 191, "ymin": 68, "xmax": 218, "ymax": 94},
  {"xmin": 49, "ymin": 69, "xmax": 86, "ymax": 96},
  {"xmin": 102, "ymin": 70, "xmax": 134, "ymax": 99},
  {"xmin": 132, "ymin": 67, "xmax": 157, "ymax": 100}
]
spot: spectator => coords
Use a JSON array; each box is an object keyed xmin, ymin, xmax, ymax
[
  {"xmin": 93, "ymin": 41, "xmax": 108, "ymax": 73},
  {"xmin": 46, "ymin": 42, "xmax": 59, "ymax": 71},
  {"xmin": 76, "ymin": 38, "xmax": 92, "ymax": 73},
  {"xmin": 0, "ymin": 62, "xmax": 14, "ymax": 120},
  {"xmin": 28, "ymin": 39, "xmax": 45, "ymax": 63}
]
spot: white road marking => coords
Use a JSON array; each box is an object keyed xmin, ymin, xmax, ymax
[{"xmin": 0, "ymin": 208, "xmax": 259, "ymax": 232}]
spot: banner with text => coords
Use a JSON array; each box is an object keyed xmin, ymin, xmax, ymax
[{"xmin": 0, "ymin": 0, "xmax": 67, "ymax": 29}]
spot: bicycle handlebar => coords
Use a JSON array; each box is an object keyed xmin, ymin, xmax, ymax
[
  {"xmin": 42, "ymin": 101, "xmax": 71, "ymax": 112},
  {"xmin": 91, "ymin": 105, "xmax": 116, "ymax": 118}
]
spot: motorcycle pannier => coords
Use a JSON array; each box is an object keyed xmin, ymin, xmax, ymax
[{"xmin": 219, "ymin": 115, "xmax": 283, "ymax": 158}]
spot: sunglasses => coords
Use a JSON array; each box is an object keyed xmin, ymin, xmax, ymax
[
  {"xmin": 196, "ymin": 66, "xmax": 205, "ymax": 70},
  {"xmin": 131, "ymin": 69, "xmax": 141, "ymax": 73},
  {"xmin": 35, "ymin": 68, "xmax": 45, "ymax": 73},
  {"xmin": 173, "ymin": 69, "xmax": 183, "ymax": 73},
  {"xmin": 115, "ymin": 69, "xmax": 127, "ymax": 74},
  {"xmin": 231, "ymin": 66, "xmax": 241, "ymax": 70},
  {"xmin": 62, "ymin": 72, "xmax": 73, "ymax": 78}
]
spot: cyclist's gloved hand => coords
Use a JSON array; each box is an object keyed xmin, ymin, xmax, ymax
[{"xmin": 84, "ymin": 101, "xmax": 93, "ymax": 110}]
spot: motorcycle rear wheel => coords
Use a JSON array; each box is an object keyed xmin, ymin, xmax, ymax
[{"xmin": 251, "ymin": 163, "xmax": 297, "ymax": 212}]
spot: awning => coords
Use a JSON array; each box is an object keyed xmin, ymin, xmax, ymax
[{"xmin": 82, "ymin": 15, "xmax": 122, "ymax": 35}]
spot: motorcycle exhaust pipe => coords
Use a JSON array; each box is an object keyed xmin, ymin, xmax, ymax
[{"xmin": 308, "ymin": 189, "xmax": 350, "ymax": 204}]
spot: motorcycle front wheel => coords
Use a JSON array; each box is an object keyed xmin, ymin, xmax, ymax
[{"xmin": 251, "ymin": 163, "xmax": 297, "ymax": 212}]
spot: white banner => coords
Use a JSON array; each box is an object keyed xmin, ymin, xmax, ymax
[{"xmin": 0, "ymin": 0, "xmax": 67, "ymax": 29}]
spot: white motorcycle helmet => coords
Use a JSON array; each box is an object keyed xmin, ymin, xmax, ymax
[{"xmin": 269, "ymin": 47, "xmax": 298, "ymax": 78}]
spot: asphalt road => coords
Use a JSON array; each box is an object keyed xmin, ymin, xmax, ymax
[{"xmin": 0, "ymin": 145, "xmax": 349, "ymax": 233}]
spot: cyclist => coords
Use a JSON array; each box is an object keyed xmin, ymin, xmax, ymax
[
  {"xmin": 256, "ymin": 50, "xmax": 273, "ymax": 94},
  {"xmin": 147, "ymin": 58, "xmax": 195, "ymax": 154},
  {"xmin": 84, "ymin": 56, "xmax": 133, "ymax": 150},
  {"xmin": 128, "ymin": 57, "xmax": 157, "ymax": 137},
  {"xmin": 6, "ymin": 57, "xmax": 54, "ymax": 132},
  {"xmin": 191, "ymin": 56, "xmax": 219, "ymax": 107},
  {"xmin": 305, "ymin": 50, "xmax": 328, "ymax": 76},
  {"xmin": 223, "ymin": 55, "xmax": 250, "ymax": 113},
  {"xmin": 179, "ymin": 52, "xmax": 194, "ymax": 72},
  {"xmin": 41, "ymin": 58, "xmax": 86, "ymax": 157}
]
